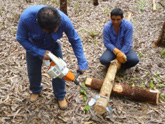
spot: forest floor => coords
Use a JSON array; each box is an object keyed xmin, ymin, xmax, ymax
[{"xmin": 0, "ymin": 0, "xmax": 165, "ymax": 124}]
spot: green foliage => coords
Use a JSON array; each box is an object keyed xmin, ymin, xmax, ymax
[
  {"xmin": 51, "ymin": 0, "xmax": 59, "ymax": 5},
  {"xmin": 83, "ymin": 96, "xmax": 87, "ymax": 102},
  {"xmin": 89, "ymin": 30, "xmax": 98, "ymax": 38},
  {"xmin": 74, "ymin": 1, "xmax": 80, "ymax": 14},
  {"xmin": 156, "ymin": 6, "xmax": 162, "ymax": 10},
  {"xmin": 83, "ymin": 104, "xmax": 90, "ymax": 111},
  {"xmin": 145, "ymin": 72, "xmax": 149, "ymax": 75},
  {"xmin": 149, "ymin": 80, "xmax": 154, "ymax": 89},
  {"xmin": 129, "ymin": 81, "xmax": 134, "ymax": 86},
  {"xmin": 80, "ymin": 83, "xmax": 88, "ymax": 102},
  {"xmin": 153, "ymin": 71, "xmax": 160, "ymax": 79},
  {"xmin": 137, "ymin": 1, "xmax": 147, "ymax": 12},
  {"xmin": 139, "ymin": 52, "xmax": 144, "ymax": 57},
  {"xmin": 156, "ymin": 82, "xmax": 164, "ymax": 88},
  {"xmin": 93, "ymin": 39, "xmax": 97, "ymax": 44},
  {"xmin": 160, "ymin": 94, "xmax": 165, "ymax": 101},
  {"xmin": 81, "ymin": 83, "xmax": 87, "ymax": 90},
  {"xmin": 139, "ymin": 83, "xmax": 145, "ymax": 88},
  {"xmin": 104, "ymin": 7, "xmax": 110, "ymax": 15},
  {"xmin": 161, "ymin": 49, "xmax": 165, "ymax": 57},
  {"xmin": 131, "ymin": 77, "xmax": 140, "ymax": 81},
  {"xmin": 80, "ymin": 89, "xmax": 87, "ymax": 96}
]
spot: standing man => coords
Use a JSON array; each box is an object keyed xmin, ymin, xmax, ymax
[
  {"xmin": 16, "ymin": 5, "xmax": 88, "ymax": 109},
  {"xmin": 100, "ymin": 8, "xmax": 139, "ymax": 71}
]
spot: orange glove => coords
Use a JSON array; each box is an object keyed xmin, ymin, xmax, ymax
[{"xmin": 113, "ymin": 48, "xmax": 127, "ymax": 63}]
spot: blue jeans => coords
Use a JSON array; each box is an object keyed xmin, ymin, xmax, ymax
[
  {"xmin": 26, "ymin": 41, "xmax": 66, "ymax": 100},
  {"xmin": 100, "ymin": 49, "xmax": 139, "ymax": 70}
]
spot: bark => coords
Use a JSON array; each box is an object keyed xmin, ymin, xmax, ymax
[
  {"xmin": 94, "ymin": 60, "xmax": 118, "ymax": 114},
  {"xmin": 155, "ymin": 22, "xmax": 165, "ymax": 47},
  {"xmin": 93, "ymin": 0, "xmax": 99, "ymax": 6},
  {"xmin": 60, "ymin": 0, "xmax": 67, "ymax": 15},
  {"xmin": 85, "ymin": 78, "xmax": 161, "ymax": 104}
]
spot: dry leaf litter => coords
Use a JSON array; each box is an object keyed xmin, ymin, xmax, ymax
[{"xmin": 0, "ymin": 0, "xmax": 165, "ymax": 124}]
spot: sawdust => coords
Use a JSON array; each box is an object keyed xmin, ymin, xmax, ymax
[{"xmin": 0, "ymin": 0, "xmax": 165, "ymax": 124}]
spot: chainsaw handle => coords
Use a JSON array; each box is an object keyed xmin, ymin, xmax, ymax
[
  {"xmin": 77, "ymin": 70, "xmax": 83, "ymax": 75},
  {"xmin": 73, "ymin": 70, "xmax": 83, "ymax": 85}
]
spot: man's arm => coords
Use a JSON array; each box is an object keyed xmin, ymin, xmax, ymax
[
  {"xmin": 16, "ymin": 17, "xmax": 46, "ymax": 59},
  {"xmin": 120, "ymin": 22, "xmax": 133, "ymax": 54},
  {"xmin": 64, "ymin": 18, "xmax": 88, "ymax": 71},
  {"xmin": 103, "ymin": 25, "xmax": 116, "ymax": 52}
]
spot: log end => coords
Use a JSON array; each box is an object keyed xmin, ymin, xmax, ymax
[
  {"xmin": 94, "ymin": 103, "xmax": 106, "ymax": 114},
  {"xmin": 85, "ymin": 78, "xmax": 92, "ymax": 86},
  {"xmin": 150, "ymin": 89, "xmax": 161, "ymax": 104}
]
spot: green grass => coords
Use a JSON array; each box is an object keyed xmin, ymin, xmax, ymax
[
  {"xmin": 83, "ymin": 104, "xmax": 90, "ymax": 111},
  {"xmin": 139, "ymin": 52, "xmax": 144, "ymax": 57},
  {"xmin": 161, "ymin": 49, "xmax": 165, "ymax": 57}
]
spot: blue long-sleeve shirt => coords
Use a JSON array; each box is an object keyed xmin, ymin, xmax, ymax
[
  {"xmin": 16, "ymin": 5, "xmax": 88, "ymax": 70},
  {"xmin": 103, "ymin": 19, "xmax": 133, "ymax": 54}
]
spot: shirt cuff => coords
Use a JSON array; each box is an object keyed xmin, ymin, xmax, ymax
[{"xmin": 78, "ymin": 59, "xmax": 88, "ymax": 70}]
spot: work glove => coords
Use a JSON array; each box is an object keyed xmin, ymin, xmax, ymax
[{"xmin": 113, "ymin": 48, "xmax": 127, "ymax": 63}]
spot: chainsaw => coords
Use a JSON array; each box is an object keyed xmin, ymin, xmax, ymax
[{"xmin": 43, "ymin": 52, "xmax": 85, "ymax": 90}]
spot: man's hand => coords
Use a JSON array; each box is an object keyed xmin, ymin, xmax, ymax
[
  {"xmin": 77, "ymin": 66, "xmax": 85, "ymax": 74},
  {"xmin": 43, "ymin": 50, "xmax": 51, "ymax": 60},
  {"xmin": 113, "ymin": 48, "xmax": 127, "ymax": 63}
]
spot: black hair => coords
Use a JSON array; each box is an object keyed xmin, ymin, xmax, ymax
[
  {"xmin": 110, "ymin": 8, "xmax": 123, "ymax": 18},
  {"xmin": 37, "ymin": 6, "xmax": 61, "ymax": 34}
]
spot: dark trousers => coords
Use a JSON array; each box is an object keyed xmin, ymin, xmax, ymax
[
  {"xmin": 26, "ymin": 41, "xmax": 66, "ymax": 100},
  {"xmin": 100, "ymin": 49, "xmax": 139, "ymax": 70}
]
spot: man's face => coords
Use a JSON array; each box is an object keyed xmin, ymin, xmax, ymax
[{"xmin": 111, "ymin": 15, "xmax": 123, "ymax": 27}]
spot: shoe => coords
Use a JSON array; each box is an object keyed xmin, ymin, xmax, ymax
[
  {"xmin": 58, "ymin": 98, "xmax": 68, "ymax": 110},
  {"xmin": 30, "ymin": 94, "xmax": 39, "ymax": 102}
]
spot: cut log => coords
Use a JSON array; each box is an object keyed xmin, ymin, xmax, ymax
[
  {"xmin": 93, "ymin": 0, "xmax": 99, "ymax": 6},
  {"xmin": 60, "ymin": 0, "xmax": 67, "ymax": 15},
  {"xmin": 154, "ymin": 22, "xmax": 165, "ymax": 47},
  {"xmin": 153, "ymin": 0, "xmax": 157, "ymax": 12},
  {"xmin": 85, "ymin": 78, "xmax": 161, "ymax": 104},
  {"xmin": 94, "ymin": 60, "xmax": 118, "ymax": 114}
]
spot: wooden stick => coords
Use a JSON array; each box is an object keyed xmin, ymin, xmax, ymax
[
  {"xmin": 85, "ymin": 78, "xmax": 161, "ymax": 104},
  {"xmin": 94, "ymin": 60, "xmax": 118, "ymax": 114},
  {"xmin": 127, "ymin": 12, "xmax": 132, "ymax": 21},
  {"xmin": 153, "ymin": 0, "xmax": 156, "ymax": 12}
]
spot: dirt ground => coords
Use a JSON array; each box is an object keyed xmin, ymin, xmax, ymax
[{"xmin": 0, "ymin": 0, "xmax": 165, "ymax": 124}]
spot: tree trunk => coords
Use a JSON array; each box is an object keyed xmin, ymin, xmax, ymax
[
  {"xmin": 93, "ymin": 0, "xmax": 99, "ymax": 6},
  {"xmin": 155, "ymin": 22, "xmax": 165, "ymax": 47},
  {"xmin": 60, "ymin": 0, "xmax": 67, "ymax": 15},
  {"xmin": 85, "ymin": 78, "xmax": 160, "ymax": 104}
]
